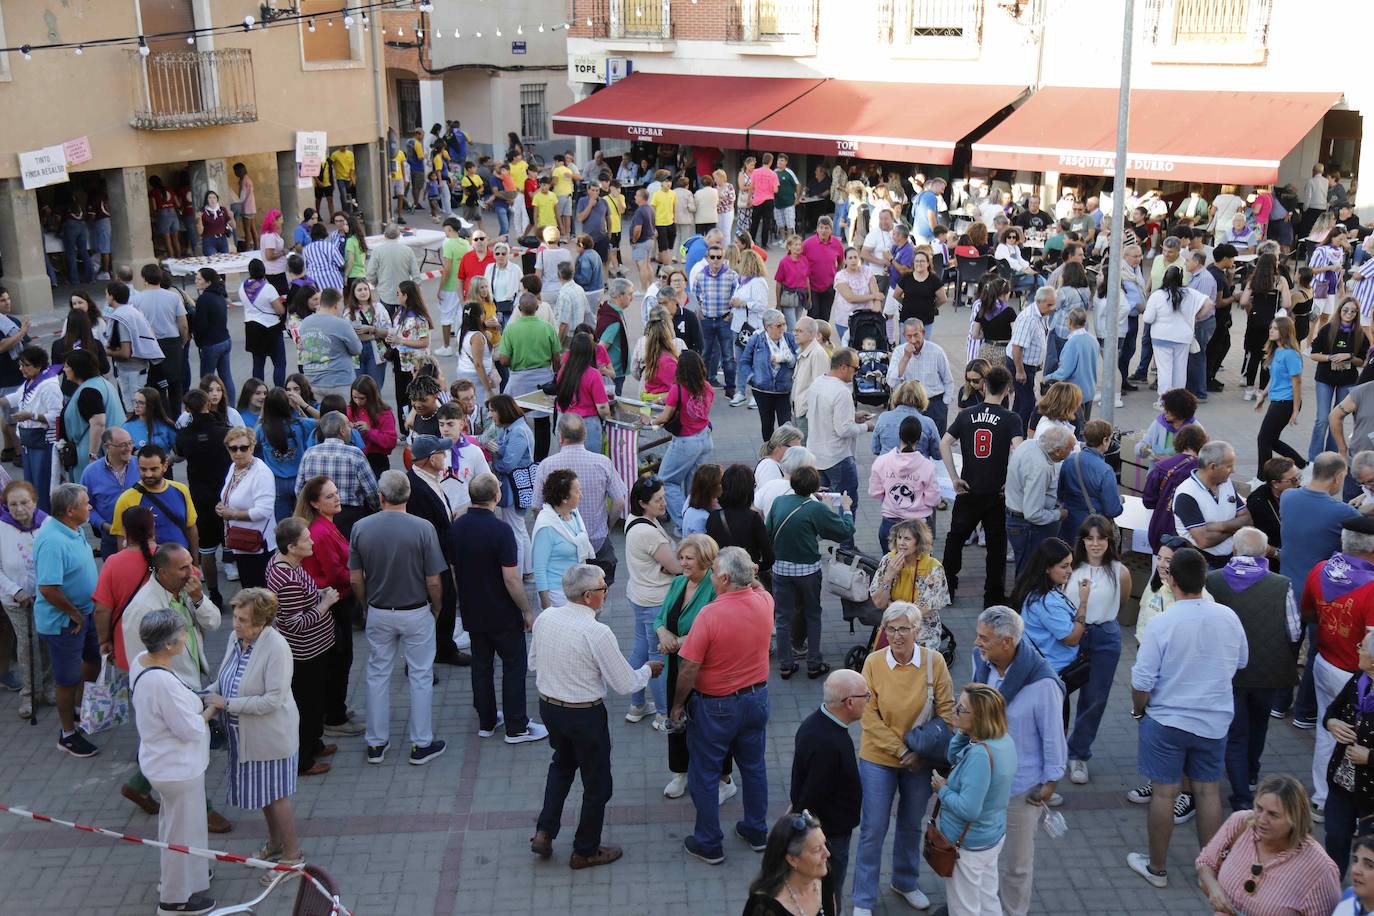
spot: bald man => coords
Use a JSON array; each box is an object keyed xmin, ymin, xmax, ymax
[{"xmin": 792, "ymin": 669, "xmax": 867, "ymax": 916}]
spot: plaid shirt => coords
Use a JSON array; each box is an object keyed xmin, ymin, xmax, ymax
[
  {"xmin": 1009, "ymin": 304, "xmax": 1049, "ymax": 368},
  {"xmin": 692, "ymin": 264, "xmax": 739, "ymax": 319},
  {"xmin": 774, "ymin": 559, "xmax": 823, "ymax": 577},
  {"xmin": 532, "ymin": 444, "xmax": 627, "ymax": 544},
  {"xmin": 886, "ymin": 339, "xmax": 953, "ymax": 397},
  {"xmin": 295, "ymin": 439, "xmax": 379, "ymax": 508}
]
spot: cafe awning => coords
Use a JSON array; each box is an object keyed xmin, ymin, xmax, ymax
[
  {"xmin": 551, "ymin": 72, "xmax": 824, "ymax": 148},
  {"xmin": 749, "ymin": 82, "xmax": 1025, "ymax": 164},
  {"xmin": 971, "ymin": 87, "xmax": 1342, "ymax": 185}
]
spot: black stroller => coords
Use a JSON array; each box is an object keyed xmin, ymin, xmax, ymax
[
  {"xmin": 838, "ymin": 547, "xmax": 957, "ymax": 672},
  {"xmin": 848, "ymin": 310, "xmax": 891, "ymax": 407}
]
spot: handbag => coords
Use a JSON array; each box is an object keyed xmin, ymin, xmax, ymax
[
  {"xmin": 662, "ymin": 384, "xmax": 684, "ymax": 436},
  {"xmin": 734, "ymin": 322, "xmax": 756, "ymax": 352},
  {"xmin": 904, "ymin": 648, "xmax": 952, "ymax": 767},
  {"xmin": 221, "ymin": 468, "xmax": 265, "ymax": 554},
  {"xmin": 1058, "ymin": 649, "xmax": 1093, "ymax": 693},
  {"xmin": 824, "ymin": 545, "xmax": 875, "ymax": 603},
  {"xmin": 922, "ymin": 743, "xmax": 993, "ymax": 877},
  {"xmin": 779, "ymin": 288, "xmax": 801, "ymax": 312},
  {"xmin": 80, "ymin": 657, "xmax": 130, "ymax": 735},
  {"xmin": 511, "ymin": 462, "xmax": 539, "ymax": 510}
]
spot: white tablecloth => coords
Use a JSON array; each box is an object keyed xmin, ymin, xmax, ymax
[{"xmin": 161, "ymin": 228, "xmax": 446, "ymax": 278}]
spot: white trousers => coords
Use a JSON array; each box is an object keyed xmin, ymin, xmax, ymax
[
  {"xmin": 946, "ymin": 836, "xmax": 1005, "ymax": 916},
  {"xmin": 150, "ymin": 773, "xmax": 209, "ymax": 906},
  {"xmin": 501, "ymin": 505, "xmax": 532, "ymax": 575},
  {"xmin": 1312, "ymin": 652, "xmax": 1353, "ymax": 808},
  {"xmin": 1152, "ymin": 338, "xmax": 1190, "ymax": 396},
  {"xmin": 998, "ymin": 791, "xmax": 1038, "ymax": 916},
  {"xmin": 365, "ymin": 607, "xmax": 436, "ymax": 748}
]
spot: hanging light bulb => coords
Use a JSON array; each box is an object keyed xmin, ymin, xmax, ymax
[
  {"xmin": 343, "ymin": 14, "xmax": 353, "ymax": 28},
  {"xmin": 186, "ymin": 34, "xmax": 195, "ymax": 44},
  {"xmin": 517, "ymin": 24, "xmax": 523, "ymax": 35},
  {"xmin": 453, "ymin": 28, "xmax": 460, "ymax": 37},
  {"xmin": 242, "ymin": 14, "xmax": 255, "ymax": 31},
  {"xmin": 475, "ymin": 30, "xmax": 482, "ymax": 37},
  {"xmin": 381, "ymin": 27, "xmax": 388, "ymax": 35},
  {"xmin": 495, "ymin": 27, "xmax": 502, "ymax": 36},
  {"xmin": 538, "ymin": 22, "xmax": 545, "ymax": 32},
  {"xmin": 74, "ymin": 44, "xmax": 84, "ymax": 55},
  {"xmin": 20, "ymin": 45, "xmax": 32, "ymax": 60},
  {"xmin": 585, "ymin": 17, "xmax": 592, "ymax": 26},
  {"xmin": 308, "ymin": 19, "xmax": 316, "ymax": 32},
  {"xmin": 137, "ymin": 36, "xmax": 150, "ymax": 56},
  {"xmin": 361, "ymin": 11, "xmax": 369, "ymax": 25},
  {"xmin": 416, "ymin": 28, "xmax": 423, "ymax": 39},
  {"xmin": 327, "ymin": 17, "xmax": 333, "ymax": 26},
  {"xmin": 395, "ymin": 25, "xmax": 404, "ymax": 37}
]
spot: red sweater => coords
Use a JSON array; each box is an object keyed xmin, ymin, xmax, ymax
[
  {"xmin": 302, "ymin": 516, "xmax": 351, "ymax": 594},
  {"xmin": 347, "ymin": 404, "xmax": 397, "ymax": 456}
]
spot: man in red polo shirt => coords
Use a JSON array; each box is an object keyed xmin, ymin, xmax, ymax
[
  {"xmin": 458, "ymin": 230, "xmax": 495, "ymax": 297},
  {"xmin": 670, "ymin": 546, "xmax": 773, "ymax": 865},
  {"xmin": 1301, "ymin": 515, "xmax": 1374, "ymax": 818}
]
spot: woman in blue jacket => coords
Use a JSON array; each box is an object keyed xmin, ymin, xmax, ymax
[
  {"xmin": 930, "ymin": 683, "xmax": 1017, "ymax": 916},
  {"xmin": 253, "ymin": 387, "xmax": 316, "ymax": 520},
  {"xmin": 740, "ymin": 309, "xmax": 797, "ymax": 444},
  {"xmin": 485, "ymin": 394, "xmax": 535, "ymax": 576}
]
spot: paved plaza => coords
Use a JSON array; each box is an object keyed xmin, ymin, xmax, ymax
[{"xmin": 0, "ymin": 227, "xmax": 1329, "ymax": 915}]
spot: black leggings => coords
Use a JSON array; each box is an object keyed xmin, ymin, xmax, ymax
[
  {"xmin": 1242, "ymin": 345, "xmax": 1270, "ymax": 389},
  {"xmin": 752, "ymin": 390, "xmax": 791, "ymax": 443},
  {"xmin": 753, "ymin": 200, "xmax": 775, "ymax": 247},
  {"xmin": 1257, "ymin": 399, "xmax": 1306, "ymax": 468}
]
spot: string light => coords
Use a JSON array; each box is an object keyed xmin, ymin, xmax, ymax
[
  {"xmin": 475, "ymin": 30, "xmax": 482, "ymax": 37},
  {"xmin": 73, "ymin": 45, "xmax": 83, "ymax": 55},
  {"xmin": 343, "ymin": 14, "xmax": 353, "ymax": 28},
  {"xmin": 20, "ymin": 45, "xmax": 31, "ymax": 60},
  {"xmin": 453, "ymin": 28, "xmax": 460, "ymax": 37},
  {"xmin": 242, "ymin": 14, "xmax": 255, "ymax": 31},
  {"xmin": 307, "ymin": 19, "xmax": 316, "ymax": 32},
  {"xmin": 137, "ymin": 36, "xmax": 150, "ymax": 56},
  {"xmin": 186, "ymin": 34, "xmax": 195, "ymax": 43},
  {"xmin": 517, "ymin": 25, "xmax": 523, "ymax": 35},
  {"xmin": 416, "ymin": 28, "xmax": 423, "ymax": 39},
  {"xmin": 495, "ymin": 27, "xmax": 502, "ymax": 36}
]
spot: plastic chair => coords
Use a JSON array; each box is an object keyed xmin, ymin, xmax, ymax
[{"xmin": 953, "ymin": 253, "xmax": 989, "ymax": 309}]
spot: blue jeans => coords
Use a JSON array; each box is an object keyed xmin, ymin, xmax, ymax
[
  {"xmin": 1226, "ymin": 684, "xmax": 1279, "ymax": 811},
  {"xmin": 924, "ymin": 395, "xmax": 948, "ymax": 437},
  {"xmin": 61, "ymin": 218, "xmax": 90, "ymax": 284},
  {"xmin": 819, "ymin": 457, "xmax": 859, "ymax": 527},
  {"xmin": 1187, "ymin": 315, "xmax": 1216, "ymax": 397},
  {"xmin": 494, "ymin": 200, "xmax": 510, "ymax": 237},
  {"xmin": 700, "ymin": 316, "xmax": 736, "ymax": 393},
  {"xmin": 582, "ymin": 414, "xmax": 603, "ymax": 455},
  {"xmin": 853, "ymin": 758, "xmax": 933, "ymax": 909},
  {"xmin": 1133, "ymin": 330, "xmax": 1154, "ymax": 379},
  {"xmin": 273, "ymin": 475, "xmax": 296, "ymax": 521},
  {"xmin": 627, "ymin": 600, "xmax": 666, "ymax": 710},
  {"xmin": 660, "ymin": 429, "xmax": 713, "ymax": 530},
  {"xmin": 734, "ymin": 342, "xmax": 750, "ymax": 396},
  {"xmin": 879, "ymin": 514, "xmax": 936, "ymax": 553},
  {"xmin": 686, "ymin": 688, "xmax": 769, "ymax": 853},
  {"xmin": 19, "ymin": 427, "xmax": 51, "ymax": 514},
  {"xmin": 1310, "ymin": 380, "xmax": 1354, "ymax": 460},
  {"xmin": 1005, "ymin": 358, "xmax": 1039, "ymax": 430},
  {"xmin": 198, "ymin": 339, "xmax": 235, "ymax": 401},
  {"xmin": 1006, "ymin": 514, "xmax": 1057, "ymax": 580},
  {"xmin": 201, "ymin": 235, "xmax": 229, "ymax": 256},
  {"xmin": 1066, "ymin": 620, "xmax": 1122, "ymax": 761},
  {"xmin": 1013, "ymin": 273, "xmax": 1045, "ymax": 295},
  {"xmin": 252, "ymin": 331, "xmax": 288, "ymax": 387},
  {"xmin": 1044, "ymin": 331, "xmax": 1067, "ymax": 376},
  {"xmin": 357, "ymin": 344, "xmax": 386, "ymax": 387}
]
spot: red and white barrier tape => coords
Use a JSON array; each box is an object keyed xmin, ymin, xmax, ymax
[{"xmin": 0, "ymin": 802, "xmax": 353, "ymax": 915}]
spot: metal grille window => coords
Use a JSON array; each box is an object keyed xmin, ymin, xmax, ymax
[{"xmin": 521, "ymin": 84, "xmax": 549, "ymax": 142}]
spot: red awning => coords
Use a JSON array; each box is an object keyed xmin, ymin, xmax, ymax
[
  {"xmin": 552, "ymin": 72, "xmax": 824, "ymax": 148},
  {"xmin": 971, "ymin": 87, "xmax": 1342, "ymax": 184},
  {"xmin": 749, "ymin": 82, "xmax": 1025, "ymax": 164}
]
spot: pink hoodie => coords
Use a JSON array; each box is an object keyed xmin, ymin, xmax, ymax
[{"xmin": 868, "ymin": 448, "xmax": 940, "ymax": 520}]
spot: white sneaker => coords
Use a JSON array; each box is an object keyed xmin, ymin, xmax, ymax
[
  {"xmin": 1114, "ymin": 395, "xmax": 1124, "ymax": 408},
  {"xmin": 651, "ymin": 712, "xmax": 668, "ymax": 732},
  {"xmin": 433, "ymin": 346, "xmax": 455, "ymax": 357},
  {"xmin": 747, "ymin": 396, "xmax": 757, "ymax": 410},
  {"xmin": 888, "ymin": 884, "xmax": 930, "ymax": 910},
  {"xmin": 504, "ymin": 722, "xmax": 548, "ymax": 745},
  {"xmin": 1126, "ymin": 851, "xmax": 1168, "ymax": 888},
  {"xmin": 625, "ymin": 702, "xmax": 656, "ymax": 723},
  {"xmin": 1069, "ymin": 759, "xmax": 1089, "ymax": 785},
  {"xmin": 718, "ymin": 778, "xmax": 738, "ymax": 805},
  {"xmin": 1243, "ymin": 387, "xmax": 1256, "ymax": 401},
  {"xmin": 477, "ymin": 711, "xmax": 505, "ymax": 738},
  {"xmin": 729, "ymin": 394, "xmax": 748, "ymax": 408},
  {"xmin": 454, "ymin": 630, "xmax": 471, "ymax": 651},
  {"xmin": 664, "ymin": 773, "xmax": 688, "ymax": 799},
  {"xmin": 852, "ymin": 909, "xmax": 873, "ymax": 916}
]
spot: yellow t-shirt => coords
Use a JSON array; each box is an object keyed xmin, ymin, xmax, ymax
[
  {"xmin": 461, "ymin": 173, "xmax": 484, "ymax": 197},
  {"xmin": 532, "ymin": 190, "xmax": 558, "ymax": 228},
  {"xmin": 606, "ymin": 192, "xmax": 625, "ymax": 233},
  {"xmin": 510, "ymin": 159, "xmax": 530, "ymax": 189},
  {"xmin": 652, "ymin": 188, "xmax": 676, "ymax": 226},
  {"xmin": 109, "ymin": 480, "xmax": 199, "ymax": 539},
  {"xmin": 329, "ymin": 149, "xmax": 356, "ymax": 182},
  {"xmin": 391, "ymin": 152, "xmax": 407, "ymax": 181},
  {"xmin": 552, "ymin": 165, "xmax": 575, "ymax": 197}
]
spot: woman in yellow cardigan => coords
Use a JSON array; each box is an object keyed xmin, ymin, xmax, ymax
[{"xmin": 852, "ymin": 601, "xmax": 956, "ymax": 916}]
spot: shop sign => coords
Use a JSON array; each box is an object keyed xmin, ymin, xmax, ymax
[
  {"xmin": 18, "ymin": 145, "xmax": 68, "ymax": 190},
  {"xmin": 296, "ymin": 130, "xmax": 328, "ymax": 178},
  {"xmin": 570, "ymin": 54, "xmax": 606, "ymax": 84}
]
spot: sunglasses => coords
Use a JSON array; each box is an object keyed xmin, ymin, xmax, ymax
[
  {"xmin": 707, "ymin": 254, "xmax": 724, "ymax": 261},
  {"xmin": 472, "ymin": 236, "xmax": 487, "ymax": 241},
  {"xmin": 1244, "ymin": 862, "xmax": 1263, "ymax": 894},
  {"xmin": 227, "ymin": 444, "xmax": 253, "ymax": 453},
  {"xmin": 787, "ymin": 810, "xmax": 819, "ymax": 834},
  {"xmin": 965, "ymin": 375, "xmax": 984, "ymax": 383}
]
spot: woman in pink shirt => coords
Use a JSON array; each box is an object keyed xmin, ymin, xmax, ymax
[
  {"xmin": 867, "ymin": 414, "xmax": 940, "ymax": 551},
  {"xmin": 554, "ymin": 331, "xmax": 611, "ymax": 453},
  {"xmin": 645, "ymin": 351, "xmax": 715, "ymax": 532},
  {"xmin": 802, "ymin": 217, "xmax": 845, "ymax": 326},
  {"xmin": 750, "ymin": 153, "xmax": 780, "ymax": 248},
  {"xmin": 635, "ymin": 311, "xmax": 680, "ymax": 403},
  {"xmin": 774, "ymin": 235, "xmax": 812, "ymax": 331}
]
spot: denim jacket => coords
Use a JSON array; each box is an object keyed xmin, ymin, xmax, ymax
[
  {"xmin": 741, "ymin": 330, "xmax": 798, "ymax": 394},
  {"xmin": 488, "ymin": 420, "xmax": 534, "ymax": 508}
]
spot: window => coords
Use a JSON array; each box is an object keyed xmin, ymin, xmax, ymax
[
  {"xmin": 521, "ymin": 84, "xmax": 549, "ymax": 142},
  {"xmin": 300, "ymin": 0, "xmax": 363, "ymax": 66}
]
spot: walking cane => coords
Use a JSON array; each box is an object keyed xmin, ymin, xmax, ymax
[{"xmin": 26, "ymin": 602, "xmax": 36, "ymax": 727}]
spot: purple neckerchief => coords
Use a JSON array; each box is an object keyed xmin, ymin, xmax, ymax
[
  {"xmin": 1358, "ymin": 674, "xmax": 1374, "ymax": 721},
  {"xmin": 242, "ymin": 278, "xmax": 267, "ymax": 303},
  {"xmin": 21, "ymin": 364, "xmax": 60, "ymax": 399},
  {"xmin": 1221, "ymin": 556, "xmax": 1269, "ymax": 593},
  {"xmin": 1156, "ymin": 413, "xmax": 1194, "ymax": 436},
  {"xmin": 986, "ymin": 300, "xmax": 1012, "ymax": 320},
  {"xmin": 1319, "ymin": 551, "xmax": 1374, "ymax": 603},
  {"xmin": 0, "ymin": 507, "xmax": 47, "ymax": 533},
  {"xmin": 1342, "ymin": 321, "xmax": 1356, "ymax": 333}
]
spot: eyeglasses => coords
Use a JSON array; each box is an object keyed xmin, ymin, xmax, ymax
[
  {"xmin": 787, "ymin": 810, "xmax": 819, "ymax": 834},
  {"xmin": 707, "ymin": 254, "xmax": 724, "ymax": 261},
  {"xmin": 586, "ymin": 586, "xmax": 609, "ymax": 594},
  {"xmin": 1280, "ymin": 474, "xmax": 1301, "ymax": 484},
  {"xmin": 965, "ymin": 375, "xmax": 984, "ymax": 384},
  {"xmin": 954, "ymin": 703, "xmax": 970, "ymax": 715},
  {"xmin": 1243, "ymin": 862, "xmax": 1263, "ymax": 894},
  {"xmin": 884, "ymin": 625, "xmax": 914, "ymax": 637},
  {"xmin": 844, "ymin": 692, "xmax": 872, "ymax": 702},
  {"xmin": 227, "ymin": 444, "xmax": 253, "ymax": 453}
]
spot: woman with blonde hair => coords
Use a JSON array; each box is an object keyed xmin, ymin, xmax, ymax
[
  {"xmin": 713, "ymin": 168, "xmax": 736, "ymax": 240},
  {"xmin": 730, "ymin": 249, "xmax": 771, "ymax": 407},
  {"xmin": 632, "ymin": 306, "xmax": 682, "ymax": 403},
  {"xmin": 1029, "ymin": 381, "xmax": 1083, "ymax": 444}
]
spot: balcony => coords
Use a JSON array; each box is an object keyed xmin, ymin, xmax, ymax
[
  {"xmin": 877, "ymin": 0, "xmax": 983, "ymax": 58},
  {"xmin": 727, "ymin": 0, "xmax": 819, "ymax": 45},
  {"xmin": 129, "ymin": 48, "xmax": 258, "ymax": 130},
  {"xmin": 1143, "ymin": 0, "xmax": 1272, "ymax": 64}
]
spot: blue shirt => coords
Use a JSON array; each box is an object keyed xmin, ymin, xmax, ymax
[
  {"xmin": 937, "ymin": 733, "xmax": 1018, "ymax": 851},
  {"xmin": 532, "ymin": 512, "xmax": 587, "ymax": 594},
  {"xmin": 80, "ymin": 458, "xmax": 134, "ymax": 535},
  {"xmin": 871, "ymin": 405, "xmax": 939, "ymax": 461},
  {"xmin": 1267, "ymin": 347, "xmax": 1303, "ymax": 401},
  {"xmin": 33, "ymin": 517, "xmax": 99, "ymax": 635},
  {"xmin": 1131, "ymin": 597, "xmax": 1248, "ymax": 738},
  {"xmin": 1057, "ymin": 448, "xmax": 1123, "ymax": 530},
  {"xmin": 292, "ymin": 223, "xmax": 312, "ymax": 249},
  {"xmin": 682, "ymin": 235, "xmax": 708, "ymax": 278},
  {"xmin": 256, "ymin": 418, "xmax": 317, "ymax": 479},
  {"xmin": 1278, "ymin": 486, "xmax": 1357, "ymax": 584},
  {"xmin": 121, "ymin": 417, "xmax": 176, "ymax": 453},
  {"xmin": 682, "ymin": 507, "xmax": 710, "ymax": 536},
  {"xmin": 914, "ymin": 190, "xmax": 940, "ymax": 242},
  {"xmin": 1021, "ymin": 590, "xmax": 1080, "ymax": 671},
  {"xmin": 1044, "ymin": 330, "xmax": 1100, "ymax": 403}
]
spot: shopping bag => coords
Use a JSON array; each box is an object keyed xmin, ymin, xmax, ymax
[{"xmin": 79, "ymin": 658, "xmax": 130, "ymax": 734}]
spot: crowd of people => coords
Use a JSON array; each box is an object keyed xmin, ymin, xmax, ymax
[{"xmin": 7, "ymin": 144, "xmax": 1374, "ymax": 916}]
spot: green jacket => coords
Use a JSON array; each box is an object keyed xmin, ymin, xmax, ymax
[
  {"xmin": 766, "ymin": 494, "xmax": 855, "ymax": 565},
  {"xmin": 653, "ymin": 574, "xmax": 717, "ymax": 636}
]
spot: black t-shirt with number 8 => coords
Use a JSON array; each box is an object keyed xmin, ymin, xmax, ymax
[{"xmin": 948, "ymin": 403, "xmax": 1023, "ymax": 495}]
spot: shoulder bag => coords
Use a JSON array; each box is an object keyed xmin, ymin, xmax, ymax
[
  {"xmin": 922, "ymin": 741, "xmax": 993, "ymax": 877},
  {"xmin": 904, "ymin": 647, "xmax": 952, "ymax": 767},
  {"xmin": 131, "ymin": 665, "xmax": 225, "ymax": 749},
  {"xmin": 1070, "ymin": 452, "xmax": 1099, "ymax": 517},
  {"xmin": 222, "ymin": 468, "xmax": 266, "ymax": 554},
  {"xmin": 134, "ymin": 483, "xmax": 187, "ymax": 534},
  {"xmin": 662, "ymin": 385, "xmax": 684, "ymax": 436}
]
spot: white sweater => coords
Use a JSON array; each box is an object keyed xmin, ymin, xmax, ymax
[
  {"xmin": 1142, "ymin": 287, "xmax": 1209, "ymax": 344},
  {"xmin": 130, "ymin": 653, "xmax": 210, "ymax": 782},
  {"xmin": 805, "ymin": 374, "xmax": 868, "ymax": 470},
  {"xmin": 0, "ymin": 521, "xmax": 37, "ymax": 611}
]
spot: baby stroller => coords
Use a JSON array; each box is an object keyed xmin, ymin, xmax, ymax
[
  {"xmin": 832, "ymin": 545, "xmax": 957, "ymax": 672},
  {"xmin": 848, "ymin": 310, "xmax": 891, "ymax": 407}
]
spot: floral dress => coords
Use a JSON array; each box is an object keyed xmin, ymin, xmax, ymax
[
  {"xmin": 868, "ymin": 552, "xmax": 951, "ymax": 652},
  {"xmin": 392, "ymin": 307, "xmax": 431, "ymax": 374},
  {"xmin": 220, "ymin": 638, "xmax": 297, "ymax": 809},
  {"xmin": 349, "ymin": 301, "xmax": 393, "ymax": 369}
]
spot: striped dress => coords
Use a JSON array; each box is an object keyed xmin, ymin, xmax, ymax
[
  {"xmin": 220, "ymin": 639, "xmax": 297, "ymax": 810},
  {"xmin": 1352, "ymin": 258, "xmax": 1374, "ymax": 322},
  {"xmin": 1309, "ymin": 243, "xmax": 1345, "ymax": 307}
]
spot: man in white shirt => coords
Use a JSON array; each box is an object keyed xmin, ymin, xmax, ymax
[
  {"xmin": 861, "ymin": 209, "xmax": 896, "ymax": 291},
  {"xmin": 555, "ymin": 261, "xmax": 590, "ymax": 345},
  {"xmin": 529, "ymin": 564, "xmax": 661, "ymax": 869},
  {"xmin": 791, "ymin": 317, "xmax": 831, "ymax": 441},
  {"xmin": 886, "ymin": 318, "xmax": 954, "ymax": 434},
  {"xmin": 805, "ymin": 348, "xmax": 874, "ymax": 528},
  {"xmin": 134, "ymin": 263, "xmax": 189, "ymax": 412}
]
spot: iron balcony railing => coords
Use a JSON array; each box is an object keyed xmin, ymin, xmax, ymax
[
  {"xmin": 129, "ymin": 48, "xmax": 258, "ymax": 131},
  {"xmin": 877, "ymin": 0, "xmax": 983, "ymax": 47},
  {"xmin": 1144, "ymin": 0, "xmax": 1272, "ymax": 47},
  {"xmin": 727, "ymin": 0, "xmax": 819, "ymax": 42},
  {"xmin": 610, "ymin": 0, "xmax": 673, "ymax": 39}
]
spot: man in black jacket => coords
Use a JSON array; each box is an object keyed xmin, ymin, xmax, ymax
[
  {"xmin": 406, "ymin": 435, "xmax": 470, "ymax": 667},
  {"xmin": 791, "ymin": 668, "xmax": 866, "ymax": 916}
]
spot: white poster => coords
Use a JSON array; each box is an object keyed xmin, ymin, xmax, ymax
[
  {"xmin": 295, "ymin": 130, "xmax": 327, "ymax": 178},
  {"xmin": 18, "ymin": 146, "xmax": 69, "ymax": 190}
]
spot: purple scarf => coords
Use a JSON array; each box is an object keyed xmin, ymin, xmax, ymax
[
  {"xmin": 0, "ymin": 506, "xmax": 47, "ymax": 533},
  {"xmin": 1155, "ymin": 413, "xmax": 1195, "ymax": 437},
  {"xmin": 21, "ymin": 364, "xmax": 60, "ymax": 399},
  {"xmin": 1358, "ymin": 674, "xmax": 1374, "ymax": 720},
  {"xmin": 242, "ymin": 278, "xmax": 267, "ymax": 304},
  {"xmin": 1319, "ymin": 551, "xmax": 1374, "ymax": 603},
  {"xmin": 1221, "ymin": 556, "xmax": 1269, "ymax": 593}
]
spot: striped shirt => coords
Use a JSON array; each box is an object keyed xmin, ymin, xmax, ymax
[
  {"xmin": 1352, "ymin": 258, "xmax": 1374, "ymax": 319},
  {"xmin": 1009, "ymin": 304, "xmax": 1049, "ymax": 368},
  {"xmin": 303, "ymin": 239, "xmax": 345, "ymax": 292},
  {"xmin": 265, "ymin": 555, "xmax": 334, "ymax": 660},
  {"xmin": 691, "ymin": 264, "xmax": 739, "ymax": 319},
  {"xmin": 529, "ymin": 602, "xmax": 651, "ymax": 704},
  {"xmin": 1309, "ymin": 243, "xmax": 1345, "ymax": 299},
  {"xmin": 1194, "ymin": 811, "xmax": 1341, "ymax": 916}
]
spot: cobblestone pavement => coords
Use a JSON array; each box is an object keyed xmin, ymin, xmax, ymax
[{"xmin": 0, "ymin": 219, "xmax": 1328, "ymax": 915}]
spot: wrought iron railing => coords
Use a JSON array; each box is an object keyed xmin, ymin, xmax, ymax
[
  {"xmin": 611, "ymin": 0, "xmax": 673, "ymax": 38},
  {"xmin": 1143, "ymin": 0, "xmax": 1272, "ymax": 47},
  {"xmin": 876, "ymin": 0, "xmax": 982, "ymax": 47},
  {"xmin": 129, "ymin": 48, "xmax": 258, "ymax": 130},
  {"xmin": 727, "ymin": 0, "xmax": 819, "ymax": 41}
]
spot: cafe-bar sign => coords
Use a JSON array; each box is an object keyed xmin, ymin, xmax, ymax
[{"xmin": 570, "ymin": 54, "xmax": 606, "ymax": 84}]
